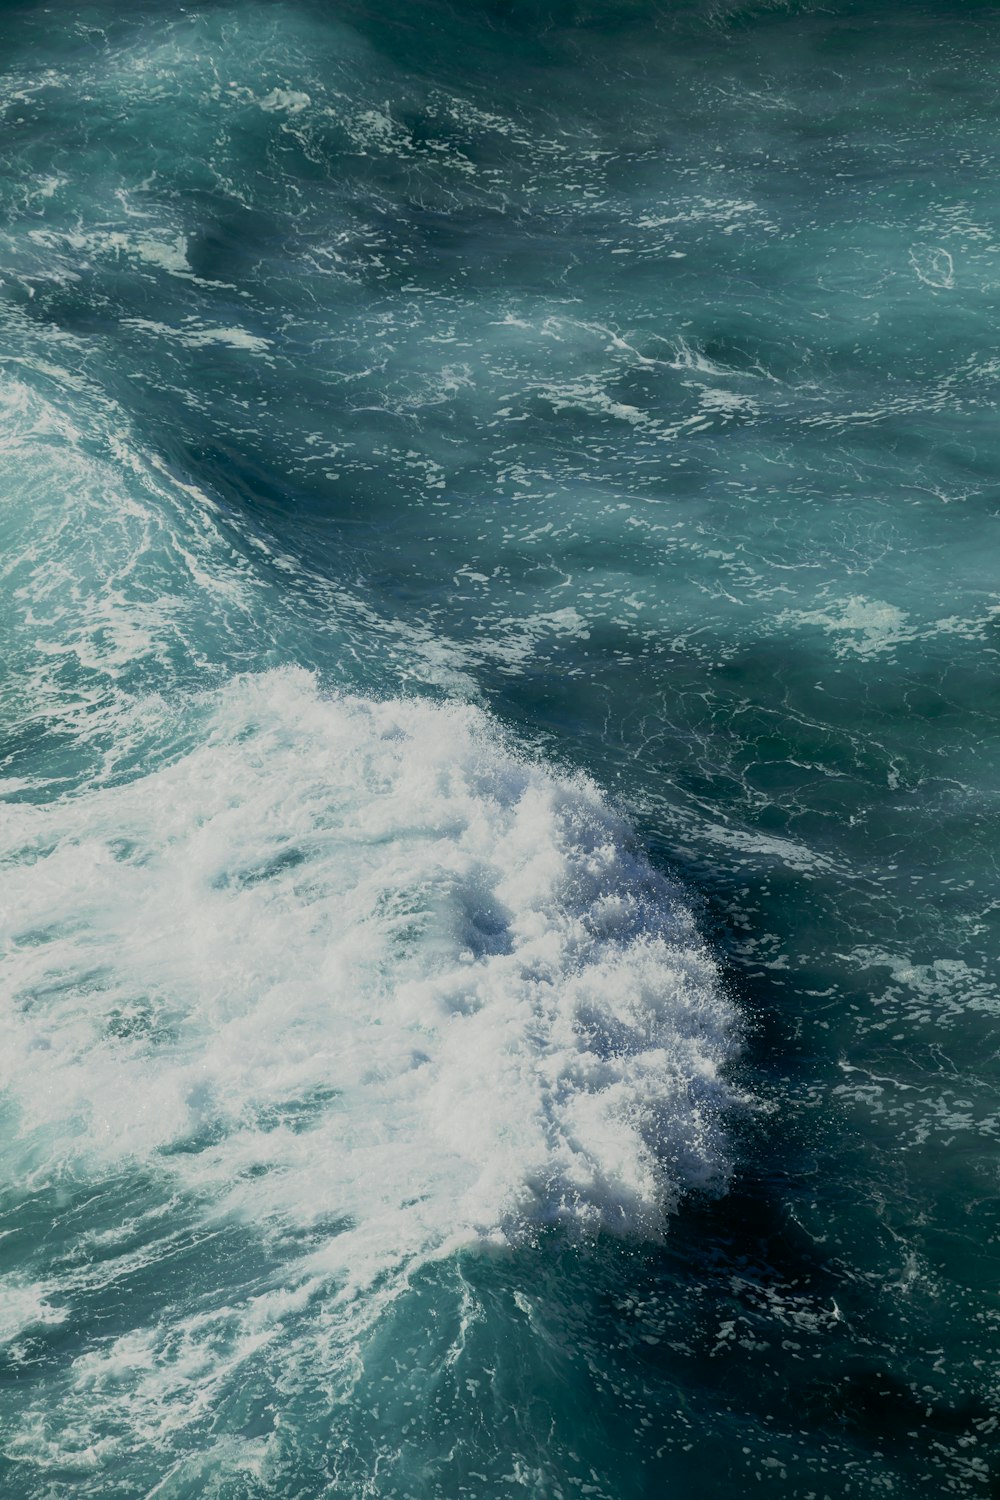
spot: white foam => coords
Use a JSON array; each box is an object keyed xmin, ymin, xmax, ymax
[
  {"xmin": 0, "ymin": 1279, "xmax": 68, "ymax": 1346},
  {"xmin": 121, "ymin": 318, "xmax": 273, "ymax": 353},
  {"xmin": 1, "ymin": 669, "xmax": 742, "ymax": 1288},
  {"xmin": 778, "ymin": 595, "xmax": 917, "ymax": 659}
]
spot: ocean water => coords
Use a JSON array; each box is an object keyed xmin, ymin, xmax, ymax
[{"xmin": 1, "ymin": 0, "xmax": 999, "ymax": 1494}]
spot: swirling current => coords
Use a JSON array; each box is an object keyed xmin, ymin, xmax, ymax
[{"xmin": 1, "ymin": 1, "xmax": 999, "ymax": 1496}]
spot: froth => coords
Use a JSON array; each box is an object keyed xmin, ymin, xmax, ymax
[{"xmin": 1, "ymin": 669, "xmax": 742, "ymax": 1284}]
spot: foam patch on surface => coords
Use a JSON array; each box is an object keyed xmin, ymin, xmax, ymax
[{"xmin": 1, "ymin": 669, "xmax": 742, "ymax": 1284}]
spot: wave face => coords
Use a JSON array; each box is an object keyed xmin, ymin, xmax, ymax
[{"xmin": 4, "ymin": 0, "xmax": 1000, "ymax": 1495}]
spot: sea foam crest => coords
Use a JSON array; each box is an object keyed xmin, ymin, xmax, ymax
[{"xmin": 1, "ymin": 669, "xmax": 741, "ymax": 1283}]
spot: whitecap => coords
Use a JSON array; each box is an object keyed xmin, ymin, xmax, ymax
[{"xmin": 1, "ymin": 669, "xmax": 743, "ymax": 1290}]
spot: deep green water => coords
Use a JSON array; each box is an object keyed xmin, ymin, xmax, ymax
[{"xmin": 2, "ymin": 0, "xmax": 1000, "ymax": 1494}]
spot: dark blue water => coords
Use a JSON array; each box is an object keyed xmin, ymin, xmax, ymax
[{"xmin": 2, "ymin": 1, "xmax": 999, "ymax": 1495}]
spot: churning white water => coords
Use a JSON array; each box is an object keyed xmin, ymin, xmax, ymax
[{"xmin": 2, "ymin": 670, "xmax": 742, "ymax": 1295}]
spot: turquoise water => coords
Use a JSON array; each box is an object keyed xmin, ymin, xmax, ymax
[{"xmin": 2, "ymin": 0, "xmax": 999, "ymax": 1494}]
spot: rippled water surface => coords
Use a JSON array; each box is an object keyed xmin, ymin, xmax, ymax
[{"xmin": 2, "ymin": 1, "xmax": 999, "ymax": 1495}]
